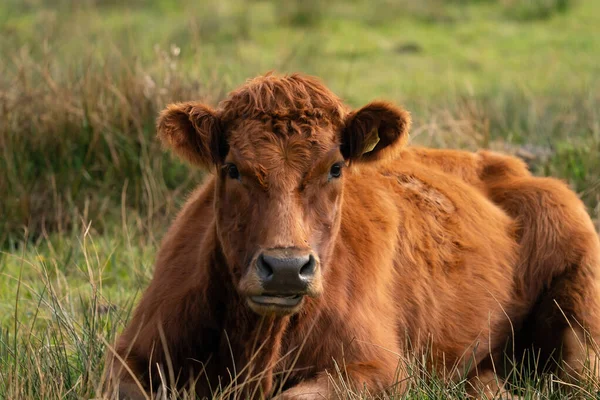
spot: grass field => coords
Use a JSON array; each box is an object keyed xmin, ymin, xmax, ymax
[{"xmin": 1, "ymin": 0, "xmax": 599, "ymax": 398}]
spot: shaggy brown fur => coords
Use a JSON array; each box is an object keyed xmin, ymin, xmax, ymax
[
  {"xmin": 402, "ymin": 148, "xmax": 600, "ymax": 388},
  {"xmin": 105, "ymin": 73, "xmax": 600, "ymax": 399}
]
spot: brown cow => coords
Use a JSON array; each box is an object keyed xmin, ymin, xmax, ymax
[{"xmin": 104, "ymin": 73, "xmax": 600, "ymax": 399}]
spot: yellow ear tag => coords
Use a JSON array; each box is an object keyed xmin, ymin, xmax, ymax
[{"xmin": 362, "ymin": 127, "xmax": 380, "ymax": 154}]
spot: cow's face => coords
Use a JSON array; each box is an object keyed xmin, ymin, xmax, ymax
[
  {"xmin": 213, "ymin": 118, "xmax": 343, "ymax": 315},
  {"xmin": 157, "ymin": 74, "xmax": 410, "ymax": 316}
]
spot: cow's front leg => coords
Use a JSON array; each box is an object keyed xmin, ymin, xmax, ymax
[
  {"xmin": 278, "ymin": 360, "xmax": 403, "ymax": 400},
  {"xmin": 466, "ymin": 369, "xmax": 512, "ymax": 400},
  {"xmin": 278, "ymin": 376, "xmax": 330, "ymax": 400}
]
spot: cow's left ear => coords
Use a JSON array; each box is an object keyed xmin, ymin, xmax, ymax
[{"xmin": 340, "ymin": 101, "xmax": 411, "ymax": 162}]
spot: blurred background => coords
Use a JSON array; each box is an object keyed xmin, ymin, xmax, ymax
[{"xmin": 0, "ymin": 0, "xmax": 599, "ymax": 398}]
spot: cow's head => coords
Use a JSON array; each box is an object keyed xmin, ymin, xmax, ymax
[{"xmin": 157, "ymin": 73, "xmax": 410, "ymax": 316}]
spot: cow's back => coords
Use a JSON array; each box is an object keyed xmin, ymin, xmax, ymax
[{"xmin": 397, "ymin": 146, "xmax": 600, "ymax": 382}]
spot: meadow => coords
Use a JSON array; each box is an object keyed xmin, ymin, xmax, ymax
[{"xmin": 0, "ymin": 0, "xmax": 599, "ymax": 398}]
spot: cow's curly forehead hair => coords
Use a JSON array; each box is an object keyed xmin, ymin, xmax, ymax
[{"xmin": 218, "ymin": 73, "xmax": 348, "ymax": 128}]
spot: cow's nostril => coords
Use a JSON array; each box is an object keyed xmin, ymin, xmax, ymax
[
  {"xmin": 299, "ymin": 254, "xmax": 316, "ymax": 278},
  {"xmin": 257, "ymin": 254, "xmax": 274, "ymax": 280}
]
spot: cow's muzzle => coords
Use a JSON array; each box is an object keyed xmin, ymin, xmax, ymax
[{"xmin": 242, "ymin": 247, "xmax": 322, "ymax": 315}]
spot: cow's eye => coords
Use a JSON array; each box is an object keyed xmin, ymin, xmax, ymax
[
  {"xmin": 329, "ymin": 163, "xmax": 343, "ymax": 180},
  {"xmin": 227, "ymin": 164, "xmax": 241, "ymax": 180}
]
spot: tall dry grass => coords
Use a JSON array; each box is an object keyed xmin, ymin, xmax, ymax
[{"xmin": 0, "ymin": 46, "xmax": 218, "ymax": 246}]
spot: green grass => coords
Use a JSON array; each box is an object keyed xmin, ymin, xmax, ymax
[{"xmin": 1, "ymin": 0, "xmax": 599, "ymax": 398}]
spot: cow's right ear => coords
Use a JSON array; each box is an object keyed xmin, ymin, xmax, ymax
[{"xmin": 157, "ymin": 102, "xmax": 226, "ymax": 168}]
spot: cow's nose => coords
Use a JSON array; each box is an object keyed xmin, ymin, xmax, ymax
[{"xmin": 257, "ymin": 249, "xmax": 316, "ymax": 293}]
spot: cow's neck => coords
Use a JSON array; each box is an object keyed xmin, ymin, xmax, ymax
[{"xmin": 211, "ymin": 239, "xmax": 291, "ymax": 396}]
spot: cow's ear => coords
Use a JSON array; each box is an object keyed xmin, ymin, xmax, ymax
[
  {"xmin": 157, "ymin": 102, "xmax": 226, "ymax": 168},
  {"xmin": 340, "ymin": 101, "xmax": 411, "ymax": 162}
]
